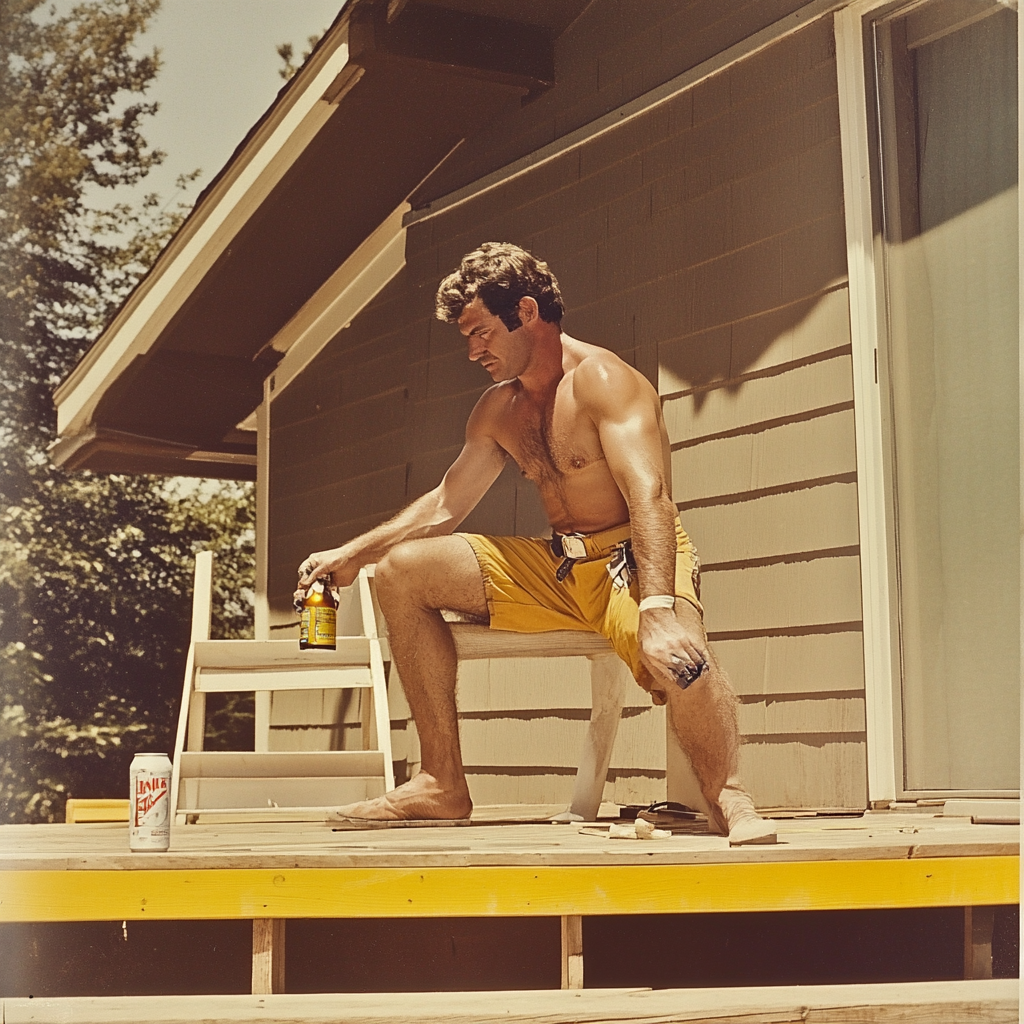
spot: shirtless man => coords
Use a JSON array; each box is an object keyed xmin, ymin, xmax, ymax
[{"xmin": 297, "ymin": 243, "xmax": 774, "ymax": 844}]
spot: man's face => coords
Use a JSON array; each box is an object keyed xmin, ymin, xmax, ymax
[{"xmin": 458, "ymin": 296, "xmax": 531, "ymax": 382}]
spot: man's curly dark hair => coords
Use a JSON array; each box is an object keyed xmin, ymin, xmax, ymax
[{"xmin": 435, "ymin": 242, "xmax": 565, "ymax": 331}]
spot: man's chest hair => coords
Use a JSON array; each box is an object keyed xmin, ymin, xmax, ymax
[{"xmin": 499, "ymin": 386, "xmax": 602, "ymax": 480}]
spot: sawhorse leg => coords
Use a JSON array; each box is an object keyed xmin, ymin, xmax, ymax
[
  {"xmin": 552, "ymin": 655, "xmax": 627, "ymax": 823},
  {"xmin": 252, "ymin": 918, "xmax": 286, "ymax": 993}
]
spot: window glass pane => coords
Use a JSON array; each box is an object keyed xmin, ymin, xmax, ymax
[{"xmin": 875, "ymin": 5, "xmax": 1018, "ymax": 791}]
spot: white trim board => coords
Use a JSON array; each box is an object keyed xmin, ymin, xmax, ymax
[
  {"xmin": 266, "ymin": 203, "xmax": 410, "ymax": 401},
  {"xmin": 834, "ymin": 2, "xmax": 898, "ymax": 804},
  {"xmin": 404, "ymin": 0, "xmax": 849, "ymax": 227},
  {"xmin": 53, "ymin": 20, "xmax": 356, "ymax": 440}
]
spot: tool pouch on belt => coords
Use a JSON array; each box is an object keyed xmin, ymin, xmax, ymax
[
  {"xmin": 606, "ymin": 539, "xmax": 637, "ymax": 590},
  {"xmin": 550, "ymin": 532, "xmax": 637, "ymax": 588}
]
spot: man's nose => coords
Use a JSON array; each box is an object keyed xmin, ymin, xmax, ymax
[{"xmin": 467, "ymin": 339, "xmax": 485, "ymax": 360}]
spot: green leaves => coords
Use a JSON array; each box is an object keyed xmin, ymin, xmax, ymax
[{"xmin": 0, "ymin": 1, "xmax": 256, "ymax": 822}]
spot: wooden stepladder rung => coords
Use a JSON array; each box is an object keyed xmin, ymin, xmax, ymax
[
  {"xmin": 171, "ymin": 556, "xmax": 394, "ymax": 823},
  {"xmin": 196, "ymin": 667, "xmax": 373, "ymax": 692},
  {"xmin": 194, "ymin": 638, "xmax": 386, "ymax": 669}
]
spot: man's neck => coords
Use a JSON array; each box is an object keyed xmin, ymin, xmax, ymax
[{"xmin": 516, "ymin": 324, "xmax": 567, "ymax": 399}]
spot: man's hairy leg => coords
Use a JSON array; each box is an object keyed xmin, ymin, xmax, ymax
[
  {"xmin": 661, "ymin": 602, "xmax": 776, "ymax": 844},
  {"xmin": 333, "ymin": 535, "xmax": 487, "ymax": 821}
]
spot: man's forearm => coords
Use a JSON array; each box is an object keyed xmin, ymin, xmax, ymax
[
  {"xmin": 339, "ymin": 488, "xmax": 457, "ymax": 568},
  {"xmin": 626, "ymin": 491, "xmax": 678, "ymax": 599}
]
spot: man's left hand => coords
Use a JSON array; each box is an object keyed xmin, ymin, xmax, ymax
[{"xmin": 638, "ymin": 606, "xmax": 708, "ymax": 689}]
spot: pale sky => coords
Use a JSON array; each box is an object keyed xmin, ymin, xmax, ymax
[{"xmin": 88, "ymin": 0, "xmax": 344, "ymax": 211}]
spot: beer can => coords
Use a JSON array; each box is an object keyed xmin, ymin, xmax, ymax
[{"xmin": 129, "ymin": 752, "xmax": 172, "ymax": 852}]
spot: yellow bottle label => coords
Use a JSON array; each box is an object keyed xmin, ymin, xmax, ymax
[{"xmin": 309, "ymin": 606, "xmax": 336, "ymax": 646}]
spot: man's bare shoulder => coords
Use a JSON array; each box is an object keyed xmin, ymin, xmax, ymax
[
  {"xmin": 567, "ymin": 339, "xmax": 653, "ymax": 406},
  {"xmin": 467, "ymin": 379, "xmax": 518, "ymax": 434}
]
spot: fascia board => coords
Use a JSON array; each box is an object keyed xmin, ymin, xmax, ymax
[
  {"xmin": 54, "ymin": 18, "xmax": 355, "ymax": 438},
  {"xmin": 267, "ymin": 203, "xmax": 409, "ymax": 400}
]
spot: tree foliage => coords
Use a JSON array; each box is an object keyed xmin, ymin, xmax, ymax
[
  {"xmin": 275, "ymin": 33, "xmax": 322, "ymax": 82},
  {"xmin": 0, "ymin": 0, "xmax": 255, "ymax": 823}
]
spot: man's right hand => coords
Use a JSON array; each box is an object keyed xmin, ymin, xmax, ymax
[{"xmin": 296, "ymin": 546, "xmax": 360, "ymax": 593}]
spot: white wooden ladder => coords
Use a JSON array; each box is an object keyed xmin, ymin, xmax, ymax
[{"xmin": 171, "ymin": 552, "xmax": 394, "ymax": 822}]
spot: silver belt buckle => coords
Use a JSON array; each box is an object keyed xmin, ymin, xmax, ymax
[{"xmin": 562, "ymin": 534, "xmax": 587, "ymax": 560}]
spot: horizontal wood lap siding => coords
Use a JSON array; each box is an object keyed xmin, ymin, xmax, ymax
[
  {"xmin": 649, "ymin": 17, "xmax": 864, "ymax": 809},
  {"xmin": 430, "ymin": 14, "xmax": 863, "ymax": 810},
  {"xmin": 265, "ymin": 9, "xmax": 865, "ymax": 808}
]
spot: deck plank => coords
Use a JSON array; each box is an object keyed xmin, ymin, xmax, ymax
[
  {"xmin": 0, "ymin": 812, "xmax": 1017, "ymax": 871},
  {"xmin": 2, "ymin": 980, "xmax": 1018, "ymax": 1023}
]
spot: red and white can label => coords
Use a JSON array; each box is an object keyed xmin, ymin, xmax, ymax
[{"xmin": 129, "ymin": 753, "xmax": 172, "ymax": 851}]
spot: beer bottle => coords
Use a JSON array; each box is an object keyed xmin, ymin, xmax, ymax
[{"xmin": 299, "ymin": 577, "xmax": 338, "ymax": 651}]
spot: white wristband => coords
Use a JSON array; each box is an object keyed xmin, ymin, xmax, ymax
[{"xmin": 638, "ymin": 595, "xmax": 676, "ymax": 612}]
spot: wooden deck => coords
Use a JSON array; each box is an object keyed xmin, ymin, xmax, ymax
[
  {"xmin": 1, "ymin": 810, "xmax": 1017, "ymax": 922},
  {"xmin": 1, "ymin": 810, "xmax": 1017, "ymax": 1019}
]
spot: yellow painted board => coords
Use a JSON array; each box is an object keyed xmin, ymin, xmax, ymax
[
  {"xmin": 0, "ymin": 857, "xmax": 1016, "ymax": 923},
  {"xmin": 64, "ymin": 799, "xmax": 130, "ymax": 824}
]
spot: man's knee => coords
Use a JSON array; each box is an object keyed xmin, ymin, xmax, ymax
[{"xmin": 376, "ymin": 540, "xmax": 433, "ymax": 601}]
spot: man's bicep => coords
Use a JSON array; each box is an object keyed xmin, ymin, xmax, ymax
[
  {"xmin": 598, "ymin": 413, "xmax": 667, "ymax": 503},
  {"xmin": 579, "ymin": 362, "xmax": 667, "ymax": 502}
]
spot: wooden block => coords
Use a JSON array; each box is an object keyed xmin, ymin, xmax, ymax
[
  {"xmin": 64, "ymin": 799, "xmax": 130, "ymax": 824},
  {"xmin": 560, "ymin": 915, "xmax": 583, "ymax": 990},
  {"xmin": 672, "ymin": 408, "xmax": 857, "ymax": 504},
  {"xmin": 251, "ymin": 918, "xmax": 285, "ymax": 995}
]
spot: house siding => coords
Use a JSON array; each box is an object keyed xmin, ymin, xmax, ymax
[{"xmin": 267, "ymin": 7, "xmax": 867, "ymax": 810}]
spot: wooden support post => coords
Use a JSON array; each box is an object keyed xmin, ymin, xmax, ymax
[
  {"xmin": 252, "ymin": 918, "xmax": 286, "ymax": 994},
  {"xmin": 963, "ymin": 906, "xmax": 995, "ymax": 979},
  {"xmin": 560, "ymin": 914, "xmax": 583, "ymax": 990}
]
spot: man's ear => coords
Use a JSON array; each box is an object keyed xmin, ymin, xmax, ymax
[{"xmin": 518, "ymin": 295, "xmax": 539, "ymax": 326}]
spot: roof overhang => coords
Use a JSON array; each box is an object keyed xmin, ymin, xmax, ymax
[{"xmin": 52, "ymin": 0, "xmax": 568, "ymax": 479}]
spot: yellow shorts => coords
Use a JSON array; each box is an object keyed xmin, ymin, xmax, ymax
[{"xmin": 458, "ymin": 520, "xmax": 702, "ymax": 704}]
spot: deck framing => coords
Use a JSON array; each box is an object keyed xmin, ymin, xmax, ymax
[{"xmin": 2, "ymin": 855, "xmax": 1017, "ymax": 923}]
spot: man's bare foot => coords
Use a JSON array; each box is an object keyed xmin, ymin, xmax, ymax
[
  {"xmin": 709, "ymin": 783, "xmax": 777, "ymax": 845},
  {"xmin": 329, "ymin": 771, "xmax": 472, "ymax": 822}
]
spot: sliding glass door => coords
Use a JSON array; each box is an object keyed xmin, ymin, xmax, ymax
[{"xmin": 870, "ymin": 2, "xmax": 1018, "ymax": 793}]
